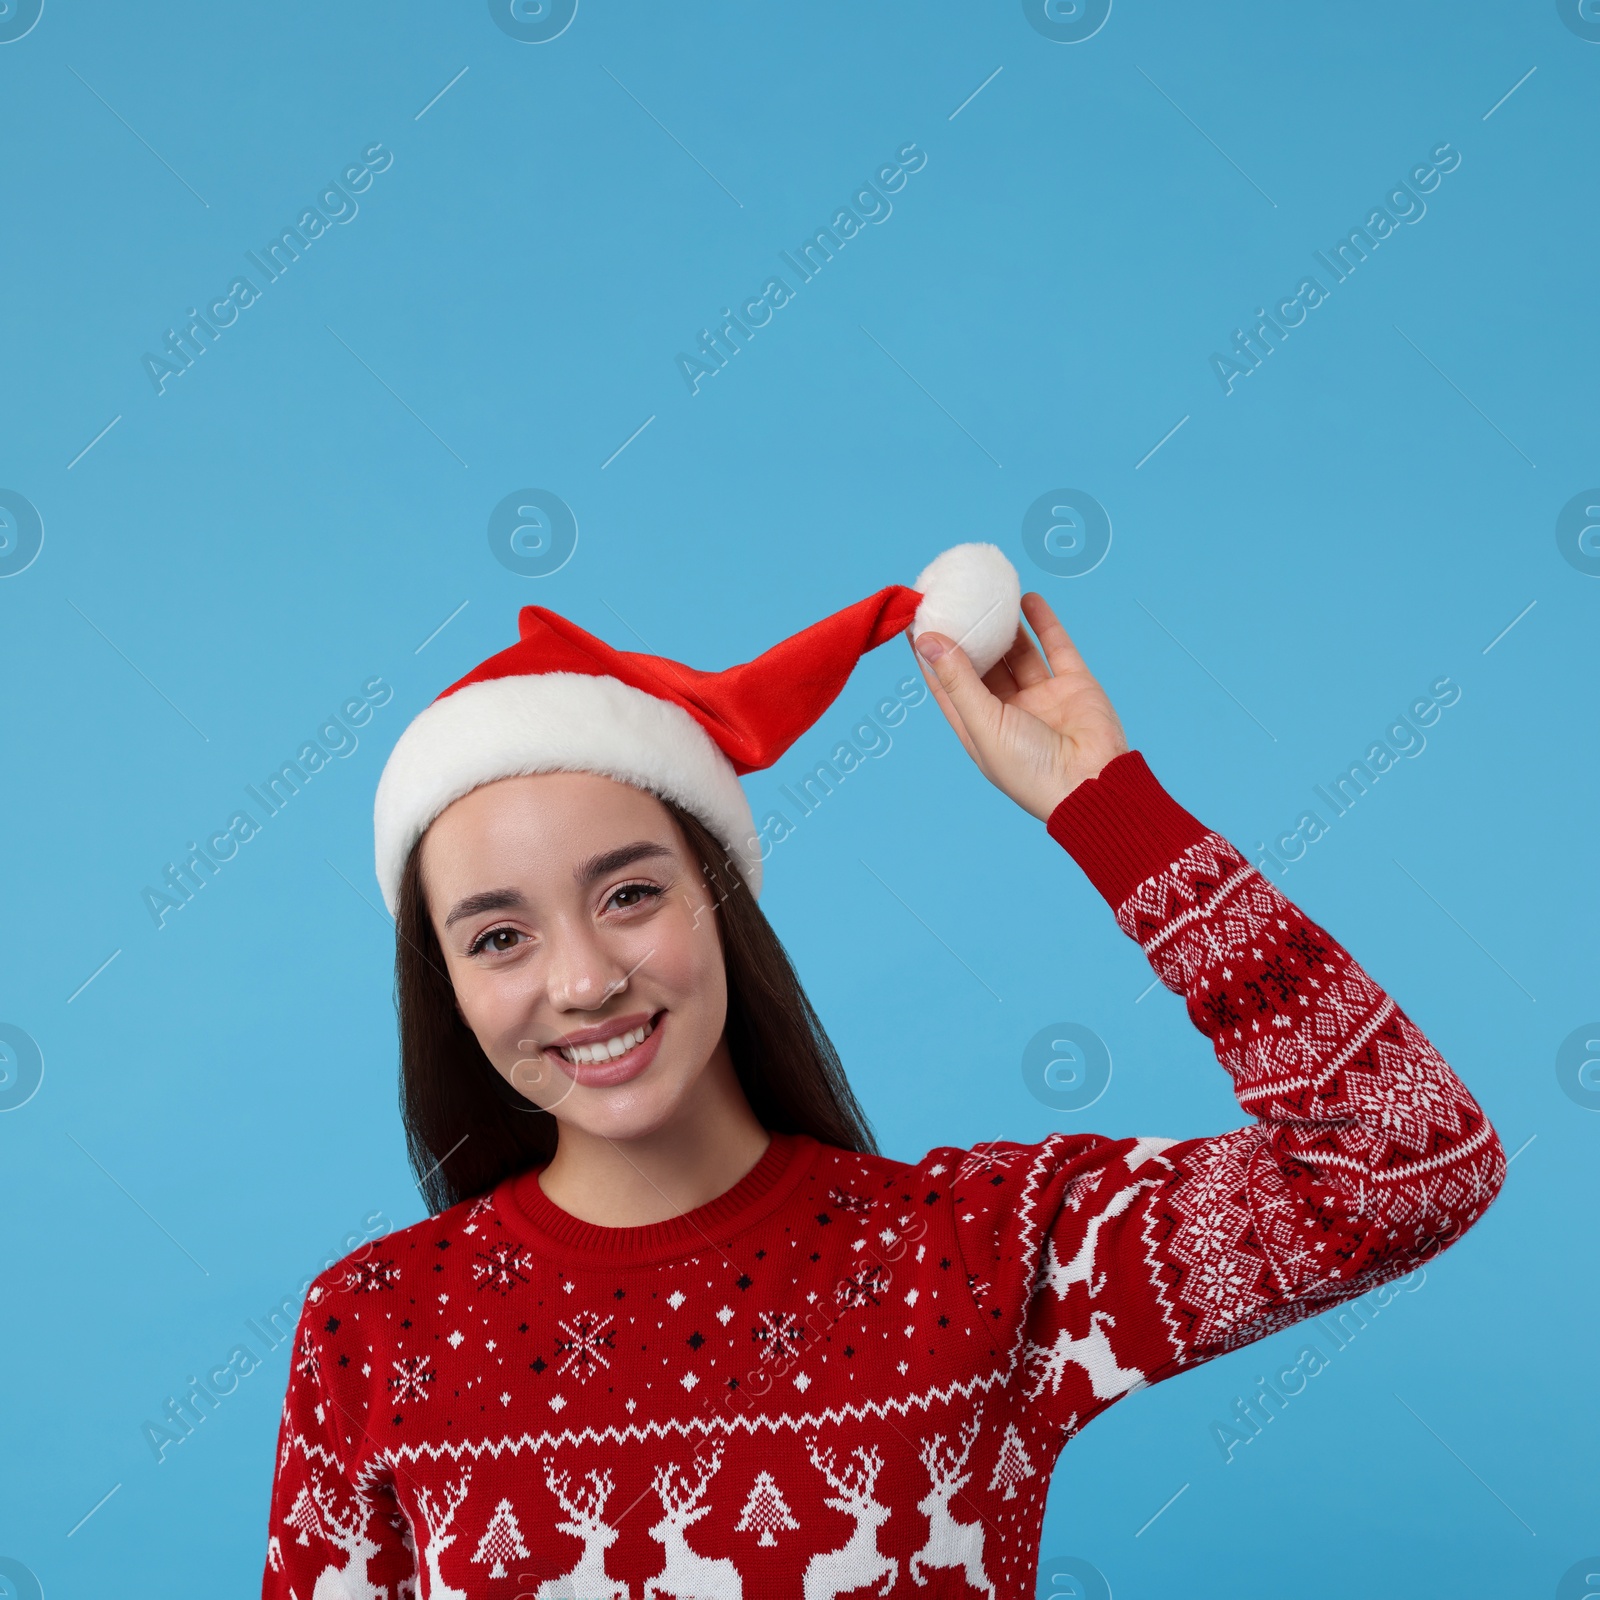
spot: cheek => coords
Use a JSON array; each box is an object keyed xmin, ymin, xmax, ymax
[
  {"xmin": 644, "ymin": 902, "xmax": 727, "ymax": 1020},
  {"xmin": 448, "ymin": 964, "xmax": 527, "ymax": 1050}
]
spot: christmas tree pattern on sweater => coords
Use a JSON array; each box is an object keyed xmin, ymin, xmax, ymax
[{"xmin": 261, "ymin": 754, "xmax": 1504, "ymax": 1599}]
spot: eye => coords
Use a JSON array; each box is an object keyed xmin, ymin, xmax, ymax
[
  {"xmin": 606, "ymin": 881, "xmax": 664, "ymax": 912},
  {"xmin": 467, "ymin": 925, "xmax": 526, "ymax": 957}
]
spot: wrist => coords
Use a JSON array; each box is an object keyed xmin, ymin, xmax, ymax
[
  {"xmin": 1034, "ymin": 740, "xmax": 1131, "ymax": 820},
  {"xmin": 1045, "ymin": 750, "xmax": 1210, "ymax": 908}
]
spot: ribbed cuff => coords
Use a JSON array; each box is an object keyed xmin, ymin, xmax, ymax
[{"xmin": 1045, "ymin": 750, "xmax": 1210, "ymax": 909}]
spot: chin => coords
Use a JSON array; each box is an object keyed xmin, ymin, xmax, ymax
[{"xmin": 562, "ymin": 1087, "xmax": 685, "ymax": 1145}]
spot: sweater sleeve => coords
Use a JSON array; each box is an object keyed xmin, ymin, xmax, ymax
[
  {"xmin": 260, "ymin": 1269, "xmax": 416, "ymax": 1599},
  {"xmin": 946, "ymin": 750, "xmax": 1505, "ymax": 1441}
]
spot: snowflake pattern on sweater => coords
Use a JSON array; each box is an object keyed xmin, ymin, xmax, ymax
[{"xmin": 261, "ymin": 754, "xmax": 1503, "ymax": 1599}]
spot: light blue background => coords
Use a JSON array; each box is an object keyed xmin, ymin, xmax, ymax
[{"xmin": 1, "ymin": 2, "xmax": 1593, "ymax": 1595}]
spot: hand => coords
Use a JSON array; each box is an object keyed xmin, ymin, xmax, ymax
[{"xmin": 911, "ymin": 592, "xmax": 1129, "ymax": 821}]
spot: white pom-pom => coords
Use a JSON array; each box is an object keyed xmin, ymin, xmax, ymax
[{"xmin": 910, "ymin": 543, "xmax": 1022, "ymax": 676}]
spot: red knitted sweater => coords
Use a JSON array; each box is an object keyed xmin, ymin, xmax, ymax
[{"xmin": 261, "ymin": 753, "xmax": 1503, "ymax": 1599}]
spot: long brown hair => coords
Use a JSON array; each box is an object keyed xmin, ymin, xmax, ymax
[{"xmin": 395, "ymin": 794, "xmax": 878, "ymax": 1213}]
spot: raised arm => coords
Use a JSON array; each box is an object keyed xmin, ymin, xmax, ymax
[
  {"xmin": 916, "ymin": 598, "xmax": 1504, "ymax": 1429},
  {"xmin": 933, "ymin": 751, "xmax": 1504, "ymax": 1440},
  {"xmin": 1068, "ymin": 754, "xmax": 1497, "ymax": 1333}
]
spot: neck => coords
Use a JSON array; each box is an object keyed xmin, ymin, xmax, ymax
[{"xmin": 535, "ymin": 1041, "xmax": 772, "ymax": 1227}]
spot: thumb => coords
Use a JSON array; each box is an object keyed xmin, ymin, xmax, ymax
[{"xmin": 914, "ymin": 631, "xmax": 999, "ymax": 749}]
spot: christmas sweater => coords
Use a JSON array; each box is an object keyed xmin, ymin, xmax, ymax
[{"xmin": 261, "ymin": 751, "xmax": 1503, "ymax": 1599}]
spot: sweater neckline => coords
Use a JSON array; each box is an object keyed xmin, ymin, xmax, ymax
[{"xmin": 492, "ymin": 1130, "xmax": 820, "ymax": 1266}]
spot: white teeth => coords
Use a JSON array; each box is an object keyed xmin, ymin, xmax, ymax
[{"xmin": 556, "ymin": 1018, "xmax": 653, "ymax": 1066}]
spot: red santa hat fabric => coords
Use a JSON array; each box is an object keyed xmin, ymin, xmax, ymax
[{"xmin": 373, "ymin": 542, "xmax": 1021, "ymax": 911}]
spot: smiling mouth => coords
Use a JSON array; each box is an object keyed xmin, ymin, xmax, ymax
[{"xmin": 551, "ymin": 1013, "xmax": 659, "ymax": 1066}]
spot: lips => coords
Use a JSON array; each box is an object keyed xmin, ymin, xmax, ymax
[{"xmin": 546, "ymin": 1010, "xmax": 666, "ymax": 1088}]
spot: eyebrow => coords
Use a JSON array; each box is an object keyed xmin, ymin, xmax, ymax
[
  {"xmin": 444, "ymin": 888, "xmax": 528, "ymax": 929},
  {"xmin": 573, "ymin": 840, "xmax": 674, "ymax": 887},
  {"xmin": 441, "ymin": 842, "xmax": 675, "ymax": 930}
]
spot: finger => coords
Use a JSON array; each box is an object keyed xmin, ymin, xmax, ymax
[
  {"xmin": 1021, "ymin": 591, "xmax": 1093, "ymax": 679},
  {"xmin": 913, "ymin": 630, "xmax": 1001, "ymax": 750},
  {"xmin": 998, "ymin": 619, "xmax": 1052, "ymax": 690},
  {"xmin": 905, "ymin": 629, "xmax": 983, "ymax": 765}
]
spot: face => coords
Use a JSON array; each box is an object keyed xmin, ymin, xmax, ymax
[{"xmin": 419, "ymin": 771, "xmax": 733, "ymax": 1144}]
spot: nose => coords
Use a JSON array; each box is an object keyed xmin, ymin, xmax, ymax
[{"xmin": 542, "ymin": 914, "xmax": 632, "ymax": 1013}]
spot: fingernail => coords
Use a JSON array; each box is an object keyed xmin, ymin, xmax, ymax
[{"xmin": 916, "ymin": 634, "xmax": 947, "ymax": 663}]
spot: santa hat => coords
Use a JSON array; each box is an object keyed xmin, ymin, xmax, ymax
[{"xmin": 373, "ymin": 542, "xmax": 1021, "ymax": 912}]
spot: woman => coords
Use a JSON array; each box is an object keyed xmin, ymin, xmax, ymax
[{"xmin": 261, "ymin": 544, "xmax": 1503, "ymax": 1599}]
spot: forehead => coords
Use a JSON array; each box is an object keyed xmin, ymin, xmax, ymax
[{"xmin": 420, "ymin": 771, "xmax": 682, "ymax": 889}]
